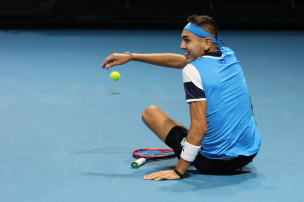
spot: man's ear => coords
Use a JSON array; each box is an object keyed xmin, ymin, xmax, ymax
[{"xmin": 204, "ymin": 38, "xmax": 212, "ymax": 51}]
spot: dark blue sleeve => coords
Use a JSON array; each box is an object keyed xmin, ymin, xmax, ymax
[{"xmin": 184, "ymin": 82, "xmax": 206, "ymax": 101}]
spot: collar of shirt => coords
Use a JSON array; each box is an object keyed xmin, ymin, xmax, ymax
[{"xmin": 204, "ymin": 51, "xmax": 222, "ymax": 57}]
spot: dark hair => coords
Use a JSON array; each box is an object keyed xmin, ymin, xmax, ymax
[{"xmin": 187, "ymin": 15, "xmax": 218, "ymax": 39}]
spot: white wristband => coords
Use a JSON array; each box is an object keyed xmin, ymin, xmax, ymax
[{"xmin": 180, "ymin": 140, "xmax": 201, "ymax": 162}]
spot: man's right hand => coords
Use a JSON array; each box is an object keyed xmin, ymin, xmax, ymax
[{"xmin": 101, "ymin": 53, "xmax": 132, "ymax": 70}]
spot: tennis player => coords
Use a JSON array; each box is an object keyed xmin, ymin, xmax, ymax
[{"xmin": 101, "ymin": 15, "xmax": 261, "ymax": 181}]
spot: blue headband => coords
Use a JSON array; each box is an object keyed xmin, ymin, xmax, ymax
[{"xmin": 184, "ymin": 22, "xmax": 225, "ymax": 46}]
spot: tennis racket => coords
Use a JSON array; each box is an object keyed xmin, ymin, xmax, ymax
[{"xmin": 131, "ymin": 148, "xmax": 176, "ymax": 168}]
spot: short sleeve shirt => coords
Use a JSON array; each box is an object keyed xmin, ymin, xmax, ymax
[{"xmin": 182, "ymin": 47, "xmax": 261, "ymax": 159}]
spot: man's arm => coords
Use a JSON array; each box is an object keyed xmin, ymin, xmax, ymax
[
  {"xmin": 144, "ymin": 100, "xmax": 207, "ymax": 181},
  {"xmin": 133, "ymin": 53, "xmax": 187, "ymax": 69},
  {"xmin": 175, "ymin": 100, "xmax": 207, "ymax": 175},
  {"xmin": 101, "ymin": 53, "xmax": 187, "ymax": 70}
]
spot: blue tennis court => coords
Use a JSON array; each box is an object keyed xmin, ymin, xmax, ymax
[{"xmin": 0, "ymin": 30, "xmax": 303, "ymax": 202}]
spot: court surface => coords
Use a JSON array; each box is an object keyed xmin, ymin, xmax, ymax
[{"xmin": 0, "ymin": 30, "xmax": 303, "ymax": 202}]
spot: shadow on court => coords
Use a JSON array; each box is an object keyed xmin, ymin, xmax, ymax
[
  {"xmin": 158, "ymin": 172, "xmax": 259, "ymax": 192},
  {"xmin": 71, "ymin": 148, "xmax": 132, "ymax": 154},
  {"xmin": 82, "ymin": 172, "xmax": 141, "ymax": 178},
  {"xmin": 82, "ymin": 164, "xmax": 259, "ymax": 192}
]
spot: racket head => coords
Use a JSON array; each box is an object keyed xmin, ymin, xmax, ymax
[{"xmin": 132, "ymin": 148, "xmax": 176, "ymax": 160}]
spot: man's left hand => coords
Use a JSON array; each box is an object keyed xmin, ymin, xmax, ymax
[{"xmin": 143, "ymin": 170, "xmax": 181, "ymax": 181}]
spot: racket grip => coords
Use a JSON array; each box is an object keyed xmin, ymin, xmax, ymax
[{"xmin": 131, "ymin": 158, "xmax": 146, "ymax": 168}]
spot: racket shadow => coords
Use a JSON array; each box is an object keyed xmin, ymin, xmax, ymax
[{"xmin": 71, "ymin": 148, "xmax": 131, "ymax": 154}]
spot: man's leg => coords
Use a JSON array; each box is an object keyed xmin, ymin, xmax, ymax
[{"xmin": 142, "ymin": 106, "xmax": 187, "ymax": 143}]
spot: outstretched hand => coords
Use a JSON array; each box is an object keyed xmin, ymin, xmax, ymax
[
  {"xmin": 101, "ymin": 53, "xmax": 132, "ymax": 70},
  {"xmin": 143, "ymin": 170, "xmax": 181, "ymax": 181}
]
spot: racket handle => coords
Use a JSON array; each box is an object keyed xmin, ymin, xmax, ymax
[{"xmin": 131, "ymin": 158, "xmax": 146, "ymax": 168}]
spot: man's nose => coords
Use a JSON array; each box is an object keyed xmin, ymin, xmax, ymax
[{"xmin": 180, "ymin": 41, "xmax": 185, "ymax": 49}]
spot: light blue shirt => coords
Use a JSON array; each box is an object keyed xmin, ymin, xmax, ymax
[{"xmin": 182, "ymin": 47, "xmax": 261, "ymax": 159}]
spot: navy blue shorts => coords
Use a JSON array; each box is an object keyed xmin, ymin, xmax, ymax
[{"xmin": 165, "ymin": 126, "xmax": 257, "ymax": 174}]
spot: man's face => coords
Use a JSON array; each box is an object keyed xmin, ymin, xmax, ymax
[{"xmin": 180, "ymin": 30, "xmax": 209, "ymax": 63}]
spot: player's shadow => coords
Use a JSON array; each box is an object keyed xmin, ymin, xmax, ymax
[
  {"xmin": 82, "ymin": 166, "xmax": 255, "ymax": 180},
  {"xmin": 82, "ymin": 163, "xmax": 260, "ymax": 192},
  {"xmin": 153, "ymin": 165, "xmax": 255, "ymax": 178},
  {"xmin": 156, "ymin": 164, "xmax": 261, "ymax": 192},
  {"xmin": 185, "ymin": 165, "xmax": 255, "ymax": 176}
]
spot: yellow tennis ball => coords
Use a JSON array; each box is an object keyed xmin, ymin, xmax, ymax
[{"xmin": 110, "ymin": 71, "xmax": 120, "ymax": 81}]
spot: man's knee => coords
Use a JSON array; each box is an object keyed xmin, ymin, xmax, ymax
[{"xmin": 142, "ymin": 105, "xmax": 159, "ymax": 122}]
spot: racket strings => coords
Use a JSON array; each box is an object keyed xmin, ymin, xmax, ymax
[
  {"xmin": 136, "ymin": 150, "xmax": 174, "ymax": 156},
  {"xmin": 133, "ymin": 149, "xmax": 175, "ymax": 158}
]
